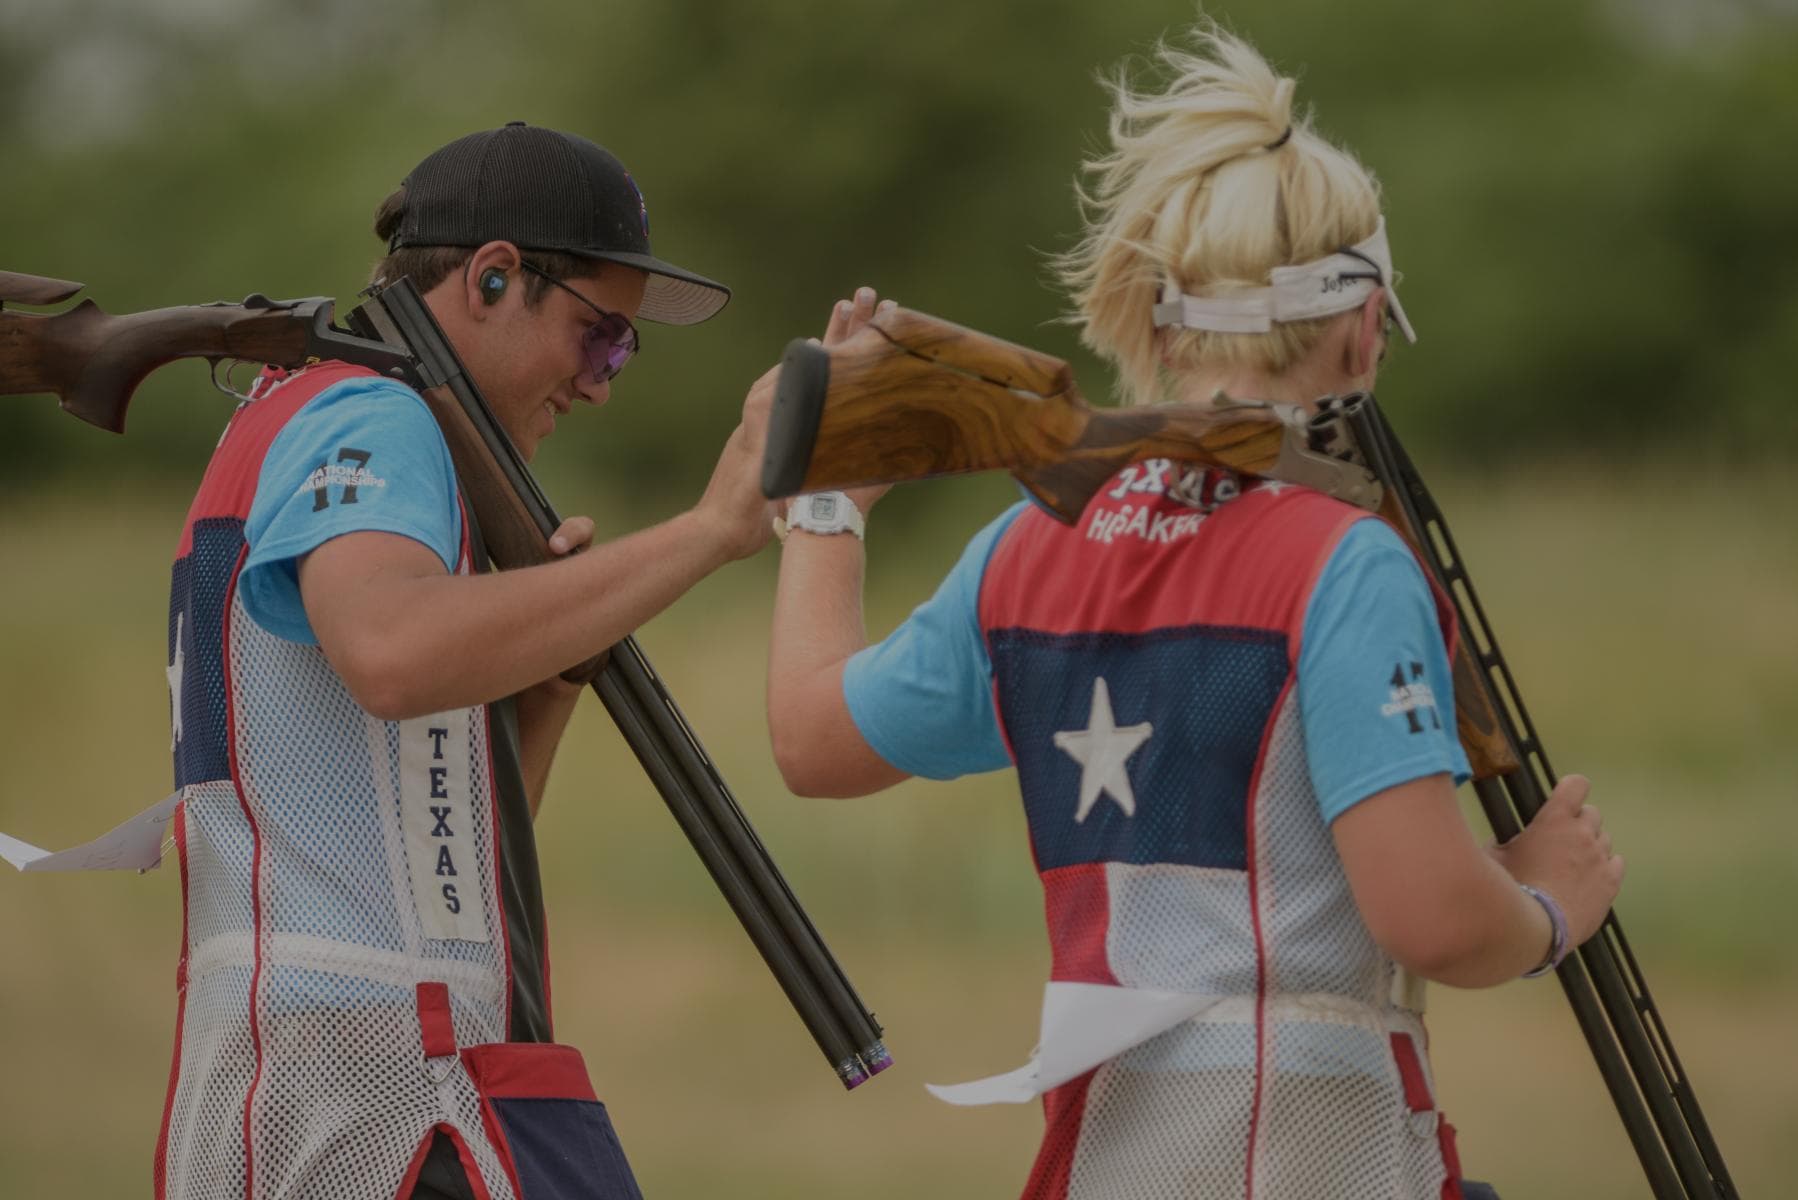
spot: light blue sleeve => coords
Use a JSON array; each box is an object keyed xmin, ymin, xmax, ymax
[
  {"xmin": 1298, "ymin": 518, "xmax": 1473, "ymax": 824},
  {"xmin": 841, "ymin": 502, "xmax": 1029, "ymax": 780},
  {"xmin": 239, "ymin": 377, "xmax": 462, "ymax": 645}
]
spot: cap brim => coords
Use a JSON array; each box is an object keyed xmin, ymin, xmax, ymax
[
  {"xmin": 1385, "ymin": 285, "xmax": 1418, "ymax": 345},
  {"xmin": 569, "ymin": 249, "xmax": 731, "ymax": 325}
]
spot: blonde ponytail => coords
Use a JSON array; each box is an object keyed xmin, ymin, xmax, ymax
[{"xmin": 1053, "ymin": 25, "xmax": 1384, "ymax": 405}]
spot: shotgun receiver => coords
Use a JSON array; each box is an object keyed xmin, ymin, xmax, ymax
[
  {"xmin": 763, "ymin": 306, "xmax": 1739, "ymax": 1197},
  {"xmin": 0, "ymin": 268, "xmax": 891, "ymax": 1090}
]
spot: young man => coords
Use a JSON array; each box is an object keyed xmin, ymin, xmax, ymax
[
  {"xmin": 160, "ymin": 122, "xmax": 778, "ymax": 1200},
  {"xmin": 764, "ymin": 28, "xmax": 1622, "ymax": 1200}
]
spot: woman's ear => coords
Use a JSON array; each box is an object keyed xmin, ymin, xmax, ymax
[{"xmin": 1347, "ymin": 289, "xmax": 1387, "ymax": 379}]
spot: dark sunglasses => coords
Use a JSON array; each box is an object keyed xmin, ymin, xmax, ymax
[{"xmin": 518, "ymin": 262, "xmax": 641, "ymax": 382}]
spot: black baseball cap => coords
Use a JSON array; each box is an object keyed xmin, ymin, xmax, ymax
[{"xmin": 388, "ymin": 121, "xmax": 730, "ymax": 325}]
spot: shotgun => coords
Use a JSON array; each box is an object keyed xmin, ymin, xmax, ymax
[
  {"xmin": 761, "ymin": 304, "xmax": 1381, "ymax": 517},
  {"xmin": 762, "ymin": 306, "xmax": 1738, "ymax": 1198},
  {"xmin": 0, "ymin": 267, "xmax": 891, "ymax": 1090}
]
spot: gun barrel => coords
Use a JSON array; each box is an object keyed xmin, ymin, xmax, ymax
[{"xmin": 1345, "ymin": 396, "xmax": 1737, "ymax": 1200}]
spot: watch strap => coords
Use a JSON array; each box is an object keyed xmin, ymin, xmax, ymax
[{"xmin": 774, "ymin": 490, "xmax": 864, "ymax": 541}]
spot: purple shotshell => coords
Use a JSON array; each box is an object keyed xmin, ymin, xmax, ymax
[
  {"xmin": 862, "ymin": 1042, "xmax": 895, "ymax": 1075},
  {"xmin": 838, "ymin": 1058, "xmax": 871, "ymax": 1089}
]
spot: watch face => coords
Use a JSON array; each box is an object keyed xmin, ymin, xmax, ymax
[{"xmin": 809, "ymin": 494, "xmax": 839, "ymax": 521}]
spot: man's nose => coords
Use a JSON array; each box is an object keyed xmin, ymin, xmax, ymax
[{"xmin": 575, "ymin": 375, "xmax": 612, "ymax": 407}]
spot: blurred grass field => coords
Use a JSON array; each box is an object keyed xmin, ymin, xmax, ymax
[{"xmin": 0, "ymin": 462, "xmax": 1793, "ymax": 1198}]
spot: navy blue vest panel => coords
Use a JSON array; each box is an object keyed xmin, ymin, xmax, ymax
[
  {"xmin": 170, "ymin": 516, "xmax": 247, "ymax": 789},
  {"xmin": 990, "ymin": 624, "xmax": 1290, "ymax": 873}
]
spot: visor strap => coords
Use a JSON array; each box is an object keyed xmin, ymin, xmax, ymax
[{"xmin": 1152, "ymin": 218, "xmax": 1415, "ymax": 342}]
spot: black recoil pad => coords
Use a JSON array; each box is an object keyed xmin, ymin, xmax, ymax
[{"xmin": 762, "ymin": 337, "xmax": 830, "ymax": 499}]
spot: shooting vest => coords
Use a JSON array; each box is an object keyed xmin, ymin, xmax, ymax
[
  {"xmin": 978, "ymin": 464, "xmax": 1466, "ymax": 1200},
  {"xmin": 154, "ymin": 363, "xmax": 599, "ymax": 1200}
]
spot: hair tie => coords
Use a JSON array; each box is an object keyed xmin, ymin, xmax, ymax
[{"xmin": 1264, "ymin": 126, "xmax": 1293, "ymax": 152}]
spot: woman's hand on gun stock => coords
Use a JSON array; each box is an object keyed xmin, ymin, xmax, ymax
[{"xmin": 822, "ymin": 285, "xmax": 895, "ymax": 515}]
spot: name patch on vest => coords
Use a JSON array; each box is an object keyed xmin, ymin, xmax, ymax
[{"xmin": 400, "ymin": 714, "xmax": 489, "ymax": 943}]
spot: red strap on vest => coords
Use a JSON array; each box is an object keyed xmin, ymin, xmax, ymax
[
  {"xmin": 1390, "ymin": 1031, "xmax": 1434, "ymax": 1112},
  {"xmin": 417, "ymin": 982, "xmax": 457, "ymax": 1058},
  {"xmin": 1391, "ymin": 1032, "xmax": 1465, "ymax": 1200}
]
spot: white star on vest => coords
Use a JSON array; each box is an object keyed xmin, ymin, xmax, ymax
[
  {"xmin": 167, "ymin": 612, "xmax": 186, "ymax": 750},
  {"xmin": 1052, "ymin": 677, "xmax": 1154, "ymax": 823}
]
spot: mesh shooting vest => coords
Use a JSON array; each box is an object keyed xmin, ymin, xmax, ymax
[
  {"xmin": 978, "ymin": 464, "xmax": 1467, "ymax": 1200},
  {"xmin": 155, "ymin": 363, "xmax": 536, "ymax": 1200}
]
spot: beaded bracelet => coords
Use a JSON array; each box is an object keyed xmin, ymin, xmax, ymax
[{"xmin": 1519, "ymin": 883, "xmax": 1571, "ymax": 978}]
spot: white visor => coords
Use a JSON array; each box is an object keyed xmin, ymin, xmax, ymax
[{"xmin": 1151, "ymin": 217, "xmax": 1417, "ymax": 344}]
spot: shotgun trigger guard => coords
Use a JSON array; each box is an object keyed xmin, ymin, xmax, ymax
[{"xmin": 209, "ymin": 357, "xmax": 261, "ymax": 403}]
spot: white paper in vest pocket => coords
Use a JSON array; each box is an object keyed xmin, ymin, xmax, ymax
[
  {"xmin": 0, "ymin": 791, "xmax": 181, "ymax": 873},
  {"xmin": 400, "ymin": 713, "xmax": 490, "ymax": 943},
  {"xmin": 926, "ymin": 982, "xmax": 1226, "ymax": 1105}
]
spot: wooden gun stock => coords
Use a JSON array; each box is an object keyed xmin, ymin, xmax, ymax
[
  {"xmin": 0, "ymin": 286, "xmax": 325, "ymax": 433},
  {"xmin": 764, "ymin": 307, "xmax": 1504, "ymax": 772},
  {"xmin": 420, "ymin": 380, "xmax": 607, "ymax": 682},
  {"xmin": 420, "ymin": 383, "xmax": 569, "ymax": 566},
  {"xmin": 0, "ymin": 269, "xmax": 84, "ymax": 306},
  {"xmin": 763, "ymin": 306, "xmax": 1378, "ymax": 521}
]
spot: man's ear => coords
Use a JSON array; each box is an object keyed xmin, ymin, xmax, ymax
[
  {"xmin": 461, "ymin": 241, "xmax": 523, "ymax": 318},
  {"xmin": 1346, "ymin": 289, "xmax": 1386, "ymax": 378}
]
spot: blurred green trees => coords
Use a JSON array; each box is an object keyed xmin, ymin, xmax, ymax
[
  {"xmin": 1, "ymin": 9, "xmax": 1794, "ymax": 1195},
  {"xmin": 3, "ymin": 0, "xmax": 1795, "ymax": 499}
]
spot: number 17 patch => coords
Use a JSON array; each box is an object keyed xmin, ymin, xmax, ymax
[{"xmin": 1381, "ymin": 660, "xmax": 1442, "ymax": 734}]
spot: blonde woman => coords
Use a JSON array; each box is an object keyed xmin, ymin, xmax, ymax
[{"xmin": 765, "ymin": 26, "xmax": 1622, "ymax": 1200}]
